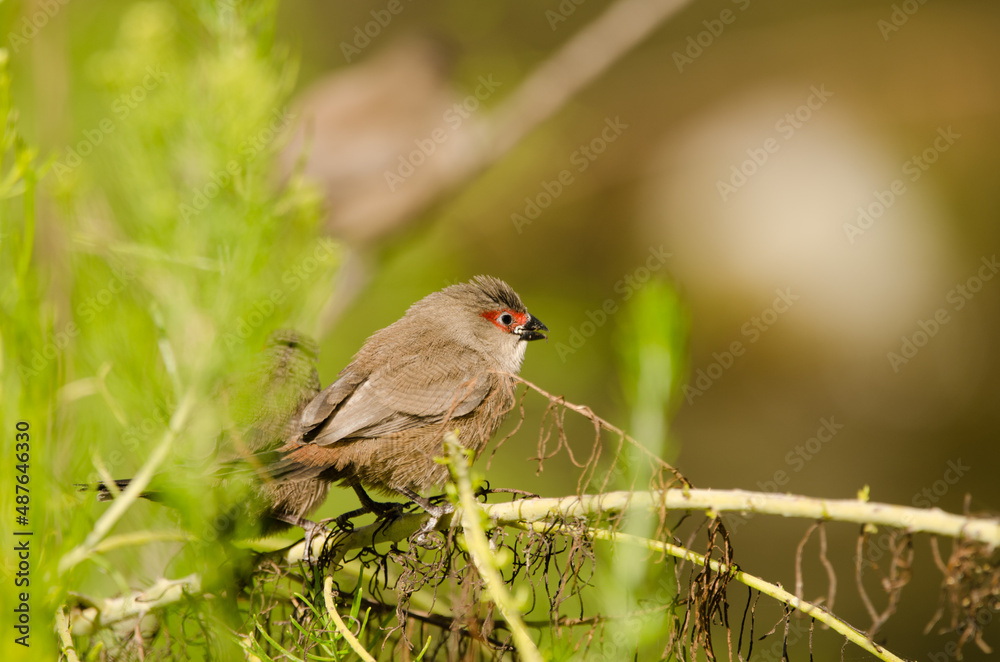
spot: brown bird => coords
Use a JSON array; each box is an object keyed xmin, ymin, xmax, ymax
[
  {"xmin": 271, "ymin": 275, "xmax": 547, "ymax": 530},
  {"xmin": 276, "ymin": 34, "xmax": 465, "ymax": 246},
  {"xmin": 226, "ymin": 329, "xmax": 328, "ymax": 535},
  {"xmin": 274, "ymin": 35, "xmax": 478, "ymax": 334}
]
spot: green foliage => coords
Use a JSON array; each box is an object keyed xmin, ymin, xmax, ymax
[
  {"xmin": 3, "ymin": 1, "xmax": 335, "ymax": 658},
  {"xmin": 1, "ymin": 45, "xmax": 60, "ymax": 662},
  {"xmin": 617, "ymin": 277, "xmax": 688, "ymax": 464},
  {"xmin": 597, "ymin": 278, "xmax": 689, "ymax": 657}
]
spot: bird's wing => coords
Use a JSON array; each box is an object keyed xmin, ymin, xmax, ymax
[{"xmin": 299, "ymin": 342, "xmax": 493, "ymax": 447}]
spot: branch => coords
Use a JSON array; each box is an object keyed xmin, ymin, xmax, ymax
[
  {"xmin": 513, "ymin": 520, "xmax": 908, "ymax": 662},
  {"xmin": 69, "ymin": 574, "xmax": 202, "ymax": 636},
  {"xmin": 285, "ymin": 487, "xmax": 998, "ymax": 563},
  {"xmin": 485, "ymin": 489, "xmax": 1000, "ymax": 547},
  {"xmin": 71, "ymin": 487, "xmax": 997, "ymax": 638},
  {"xmin": 341, "ymin": 0, "xmax": 695, "ymax": 236}
]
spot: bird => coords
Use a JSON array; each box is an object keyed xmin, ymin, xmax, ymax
[
  {"xmin": 274, "ymin": 35, "xmax": 478, "ymax": 334},
  {"xmin": 275, "ymin": 34, "xmax": 465, "ymax": 246},
  {"xmin": 270, "ymin": 275, "xmax": 548, "ymax": 531},
  {"xmin": 225, "ymin": 329, "xmax": 328, "ymax": 535},
  {"xmin": 85, "ymin": 277, "xmax": 547, "ymax": 550},
  {"xmin": 86, "ymin": 329, "xmax": 328, "ymax": 539}
]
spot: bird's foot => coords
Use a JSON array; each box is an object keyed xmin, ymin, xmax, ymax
[
  {"xmin": 325, "ymin": 511, "xmax": 358, "ymax": 532},
  {"xmin": 425, "ymin": 492, "xmax": 450, "ymax": 507},
  {"xmin": 368, "ymin": 499, "xmax": 407, "ymax": 520},
  {"xmin": 412, "ymin": 501, "xmax": 454, "ymax": 548},
  {"xmin": 350, "ymin": 484, "xmax": 407, "ymax": 522},
  {"xmin": 301, "ymin": 522, "xmax": 328, "ymax": 564},
  {"xmin": 473, "ymin": 480, "xmax": 492, "ymax": 501},
  {"xmin": 332, "ymin": 499, "xmax": 406, "ymax": 533},
  {"xmin": 275, "ymin": 514, "xmax": 333, "ymax": 564}
]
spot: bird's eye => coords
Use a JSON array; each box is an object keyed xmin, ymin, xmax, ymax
[{"xmin": 499, "ymin": 312, "xmax": 514, "ymax": 326}]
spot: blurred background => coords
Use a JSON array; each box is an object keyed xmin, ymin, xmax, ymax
[{"xmin": 4, "ymin": 0, "xmax": 1000, "ymax": 659}]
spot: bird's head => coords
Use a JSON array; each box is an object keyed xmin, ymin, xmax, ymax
[
  {"xmin": 467, "ymin": 275, "xmax": 548, "ymax": 343},
  {"xmin": 408, "ymin": 275, "xmax": 547, "ymax": 371}
]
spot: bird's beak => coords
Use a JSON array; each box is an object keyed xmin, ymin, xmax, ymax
[{"xmin": 518, "ymin": 315, "xmax": 548, "ymax": 341}]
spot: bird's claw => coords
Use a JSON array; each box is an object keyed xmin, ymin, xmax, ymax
[
  {"xmin": 412, "ymin": 502, "xmax": 454, "ymax": 547},
  {"xmin": 300, "ymin": 521, "xmax": 334, "ymax": 564},
  {"xmin": 370, "ymin": 500, "xmax": 406, "ymax": 520}
]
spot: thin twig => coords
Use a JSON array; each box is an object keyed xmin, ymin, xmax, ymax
[
  {"xmin": 795, "ymin": 522, "xmax": 819, "ymax": 604},
  {"xmin": 56, "ymin": 605, "xmax": 81, "ymax": 662},
  {"xmin": 818, "ymin": 524, "xmax": 837, "ymax": 612},
  {"xmin": 445, "ymin": 431, "xmax": 543, "ymax": 662},
  {"xmin": 324, "ymin": 575, "xmax": 376, "ymax": 662},
  {"xmin": 508, "ymin": 375, "xmax": 691, "ymax": 489}
]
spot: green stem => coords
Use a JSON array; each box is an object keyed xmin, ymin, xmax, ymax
[{"xmin": 445, "ymin": 432, "xmax": 543, "ymax": 662}]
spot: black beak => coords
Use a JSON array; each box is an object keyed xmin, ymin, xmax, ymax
[{"xmin": 519, "ymin": 315, "xmax": 548, "ymax": 341}]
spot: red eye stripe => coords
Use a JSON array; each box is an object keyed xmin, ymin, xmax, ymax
[{"xmin": 481, "ymin": 309, "xmax": 528, "ymax": 330}]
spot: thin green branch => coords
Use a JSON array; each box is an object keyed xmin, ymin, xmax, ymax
[
  {"xmin": 445, "ymin": 431, "xmax": 542, "ymax": 662},
  {"xmin": 323, "ymin": 575, "xmax": 375, "ymax": 662},
  {"xmin": 55, "ymin": 605, "xmax": 81, "ymax": 662}
]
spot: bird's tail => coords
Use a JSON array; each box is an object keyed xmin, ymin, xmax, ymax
[{"xmin": 77, "ymin": 480, "xmax": 162, "ymax": 502}]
